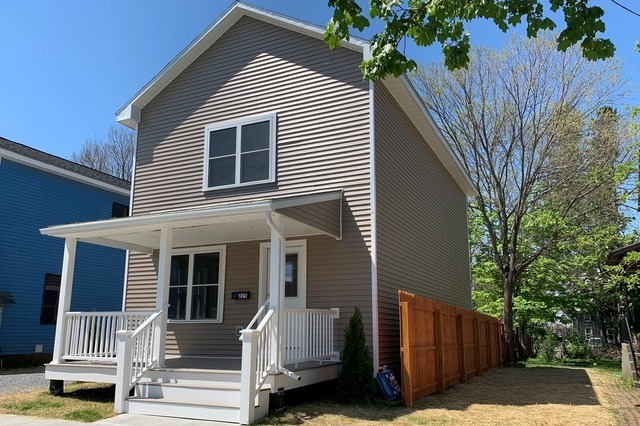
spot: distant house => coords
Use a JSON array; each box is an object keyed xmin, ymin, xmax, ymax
[
  {"xmin": 0, "ymin": 137, "xmax": 130, "ymax": 365},
  {"xmin": 41, "ymin": 3, "xmax": 475, "ymax": 424}
]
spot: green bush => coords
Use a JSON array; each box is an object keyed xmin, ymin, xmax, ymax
[
  {"xmin": 540, "ymin": 333, "xmax": 560, "ymax": 362},
  {"xmin": 337, "ymin": 306, "xmax": 372, "ymax": 404},
  {"xmin": 565, "ymin": 341, "xmax": 591, "ymax": 359}
]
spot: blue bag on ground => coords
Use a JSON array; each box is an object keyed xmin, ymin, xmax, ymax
[{"xmin": 376, "ymin": 365, "xmax": 401, "ymax": 400}]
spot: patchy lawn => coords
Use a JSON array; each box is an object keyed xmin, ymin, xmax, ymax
[
  {"xmin": 0, "ymin": 382, "xmax": 115, "ymax": 422},
  {"xmin": 0, "ymin": 363, "xmax": 637, "ymax": 425},
  {"xmin": 260, "ymin": 363, "xmax": 636, "ymax": 426}
]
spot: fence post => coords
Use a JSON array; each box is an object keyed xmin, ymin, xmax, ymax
[
  {"xmin": 399, "ymin": 301, "xmax": 413, "ymax": 407},
  {"xmin": 487, "ymin": 321, "xmax": 494, "ymax": 369},
  {"xmin": 114, "ymin": 330, "xmax": 133, "ymax": 413},
  {"xmin": 473, "ymin": 317, "xmax": 480, "ymax": 377},
  {"xmin": 457, "ymin": 314, "xmax": 466, "ymax": 383},
  {"xmin": 239, "ymin": 330, "xmax": 258, "ymax": 425},
  {"xmin": 435, "ymin": 309, "xmax": 445, "ymax": 394}
]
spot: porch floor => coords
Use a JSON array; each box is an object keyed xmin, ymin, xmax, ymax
[
  {"xmin": 51, "ymin": 355, "xmax": 339, "ymax": 374},
  {"xmin": 162, "ymin": 355, "xmax": 339, "ymax": 373}
]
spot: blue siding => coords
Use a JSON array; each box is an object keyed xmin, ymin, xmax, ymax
[{"xmin": 0, "ymin": 159, "xmax": 129, "ymax": 356}]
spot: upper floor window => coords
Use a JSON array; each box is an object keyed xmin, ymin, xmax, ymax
[{"xmin": 203, "ymin": 113, "xmax": 276, "ymax": 190}]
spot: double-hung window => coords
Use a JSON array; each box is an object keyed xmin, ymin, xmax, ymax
[
  {"xmin": 168, "ymin": 246, "xmax": 226, "ymax": 322},
  {"xmin": 204, "ymin": 113, "xmax": 276, "ymax": 190}
]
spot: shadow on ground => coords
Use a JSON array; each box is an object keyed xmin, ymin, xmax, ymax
[{"xmin": 262, "ymin": 366, "xmax": 602, "ymax": 424}]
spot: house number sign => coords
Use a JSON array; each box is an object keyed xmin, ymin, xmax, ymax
[{"xmin": 231, "ymin": 291, "xmax": 250, "ymax": 300}]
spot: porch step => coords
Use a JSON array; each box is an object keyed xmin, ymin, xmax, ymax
[
  {"xmin": 143, "ymin": 368, "xmax": 241, "ymax": 385},
  {"xmin": 136, "ymin": 381, "xmax": 244, "ymax": 404},
  {"xmin": 127, "ymin": 382, "xmax": 270, "ymax": 423},
  {"xmin": 126, "ymin": 398, "xmax": 242, "ymax": 423}
]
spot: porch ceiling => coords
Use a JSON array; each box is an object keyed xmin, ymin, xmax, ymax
[{"xmin": 40, "ymin": 190, "xmax": 342, "ymax": 253}]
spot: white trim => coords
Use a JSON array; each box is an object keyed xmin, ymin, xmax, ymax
[
  {"xmin": 369, "ymin": 80, "xmax": 379, "ymax": 374},
  {"xmin": 381, "ymin": 77, "xmax": 476, "ymax": 196},
  {"xmin": 115, "ymin": 3, "xmax": 368, "ymax": 128},
  {"xmin": 122, "ymin": 127, "xmax": 138, "ymax": 310},
  {"xmin": 202, "ymin": 113, "xmax": 276, "ymax": 191},
  {"xmin": 166, "ymin": 245, "xmax": 227, "ymax": 323},
  {"xmin": 0, "ymin": 148, "xmax": 129, "ymax": 197},
  {"xmin": 258, "ymin": 240, "xmax": 307, "ymax": 309},
  {"xmin": 40, "ymin": 190, "xmax": 343, "ymax": 239}
]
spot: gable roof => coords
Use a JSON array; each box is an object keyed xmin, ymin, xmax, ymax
[
  {"xmin": 115, "ymin": 2, "xmax": 476, "ymax": 196},
  {"xmin": 0, "ymin": 136, "xmax": 130, "ymax": 196}
]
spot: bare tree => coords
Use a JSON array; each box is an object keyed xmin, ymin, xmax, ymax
[
  {"xmin": 72, "ymin": 125, "xmax": 135, "ymax": 181},
  {"xmin": 413, "ymin": 34, "xmax": 635, "ymax": 362}
]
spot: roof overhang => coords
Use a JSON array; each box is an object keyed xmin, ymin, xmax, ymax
[
  {"xmin": 381, "ymin": 76, "xmax": 476, "ymax": 196},
  {"xmin": 115, "ymin": 2, "xmax": 368, "ymax": 129},
  {"xmin": 115, "ymin": 2, "xmax": 475, "ymax": 197},
  {"xmin": 40, "ymin": 190, "xmax": 343, "ymax": 253},
  {"xmin": 606, "ymin": 242, "xmax": 640, "ymax": 271}
]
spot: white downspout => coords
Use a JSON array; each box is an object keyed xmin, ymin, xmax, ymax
[{"xmin": 264, "ymin": 211, "xmax": 301, "ymax": 381}]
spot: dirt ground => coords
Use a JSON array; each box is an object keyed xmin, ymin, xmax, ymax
[{"xmin": 262, "ymin": 365, "xmax": 640, "ymax": 426}]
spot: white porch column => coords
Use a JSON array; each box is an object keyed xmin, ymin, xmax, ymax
[
  {"xmin": 51, "ymin": 237, "xmax": 77, "ymax": 364},
  {"xmin": 267, "ymin": 213, "xmax": 285, "ymax": 367},
  {"xmin": 154, "ymin": 227, "xmax": 173, "ymax": 367}
]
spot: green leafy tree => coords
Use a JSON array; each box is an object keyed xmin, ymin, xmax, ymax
[
  {"xmin": 415, "ymin": 34, "xmax": 636, "ymax": 362},
  {"xmin": 325, "ymin": 0, "xmax": 615, "ymax": 79},
  {"xmin": 338, "ymin": 306, "xmax": 373, "ymax": 403}
]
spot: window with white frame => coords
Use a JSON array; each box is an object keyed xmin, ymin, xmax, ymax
[
  {"xmin": 168, "ymin": 246, "xmax": 226, "ymax": 322},
  {"xmin": 204, "ymin": 114, "xmax": 276, "ymax": 190}
]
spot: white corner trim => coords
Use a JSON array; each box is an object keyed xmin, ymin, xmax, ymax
[
  {"xmin": 369, "ymin": 80, "xmax": 380, "ymax": 374},
  {"xmin": 0, "ymin": 149, "xmax": 129, "ymax": 197}
]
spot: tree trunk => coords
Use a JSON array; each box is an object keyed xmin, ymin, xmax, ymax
[
  {"xmin": 597, "ymin": 310, "xmax": 607, "ymax": 343},
  {"xmin": 502, "ymin": 276, "xmax": 514, "ymax": 364}
]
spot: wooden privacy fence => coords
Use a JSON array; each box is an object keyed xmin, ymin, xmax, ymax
[{"xmin": 399, "ymin": 290, "xmax": 503, "ymax": 407}]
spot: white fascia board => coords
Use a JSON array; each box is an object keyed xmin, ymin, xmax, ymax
[
  {"xmin": 82, "ymin": 237, "xmax": 154, "ymax": 254},
  {"xmin": 382, "ymin": 76, "xmax": 477, "ymax": 196},
  {"xmin": 40, "ymin": 200, "xmax": 275, "ymax": 238},
  {"xmin": 0, "ymin": 149, "xmax": 130, "ymax": 197},
  {"xmin": 115, "ymin": 2, "xmax": 368, "ymax": 125}
]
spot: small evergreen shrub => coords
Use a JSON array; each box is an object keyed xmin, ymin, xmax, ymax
[{"xmin": 337, "ymin": 306, "xmax": 373, "ymax": 404}]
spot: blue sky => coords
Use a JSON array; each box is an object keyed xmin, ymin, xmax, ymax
[{"xmin": 0, "ymin": 0, "xmax": 638, "ymax": 159}]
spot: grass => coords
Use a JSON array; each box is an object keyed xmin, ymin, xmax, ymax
[
  {"xmin": 258, "ymin": 362, "xmax": 626, "ymax": 426},
  {"xmin": 0, "ymin": 382, "xmax": 115, "ymax": 423}
]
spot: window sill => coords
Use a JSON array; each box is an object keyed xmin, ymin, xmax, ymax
[
  {"xmin": 202, "ymin": 178, "xmax": 275, "ymax": 192},
  {"xmin": 167, "ymin": 319, "xmax": 223, "ymax": 324}
]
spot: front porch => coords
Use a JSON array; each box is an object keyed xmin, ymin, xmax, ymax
[{"xmin": 40, "ymin": 191, "xmax": 344, "ymax": 424}]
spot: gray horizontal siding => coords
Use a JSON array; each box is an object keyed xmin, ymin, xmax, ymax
[
  {"xmin": 374, "ymin": 82, "xmax": 472, "ymax": 370},
  {"xmin": 277, "ymin": 199, "xmax": 341, "ymax": 238},
  {"xmin": 125, "ymin": 16, "xmax": 374, "ymax": 357}
]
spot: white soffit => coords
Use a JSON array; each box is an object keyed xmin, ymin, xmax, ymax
[{"xmin": 39, "ymin": 190, "xmax": 343, "ymax": 252}]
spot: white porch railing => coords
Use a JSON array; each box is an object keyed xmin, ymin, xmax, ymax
[
  {"xmin": 114, "ymin": 307, "xmax": 165, "ymax": 413},
  {"xmin": 63, "ymin": 311, "xmax": 154, "ymax": 361},
  {"xmin": 284, "ymin": 308, "xmax": 340, "ymax": 364},
  {"xmin": 239, "ymin": 308, "xmax": 275, "ymax": 425}
]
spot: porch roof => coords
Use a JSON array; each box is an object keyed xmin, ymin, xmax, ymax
[{"xmin": 40, "ymin": 190, "xmax": 342, "ymax": 254}]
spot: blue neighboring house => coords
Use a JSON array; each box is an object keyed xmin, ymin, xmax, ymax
[{"xmin": 0, "ymin": 137, "xmax": 130, "ymax": 365}]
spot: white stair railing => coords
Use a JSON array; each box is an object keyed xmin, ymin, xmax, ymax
[
  {"xmin": 284, "ymin": 308, "xmax": 340, "ymax": 364},
  {"xmin": 114, "ymin": 307, "xmax": 166, "ymax": 413},
  {"xmin": 239, "ymin": 308, "xmax": 275, "ymax": 425},
  {"xmin": 64, "ymin": 311, "xmax": 153, "ymax": 361}
]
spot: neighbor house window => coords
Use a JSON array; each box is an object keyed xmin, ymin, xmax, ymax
[
  {"xmin": 40, "ymin": 274, "xmax": 61, "ymax": 325},
  {"xmin": 168, "ymin": 246, "xmax": 226, "ymax": 322},
  {"xmin": 203, "ymin": 114, "xmax": 276, "ymax": 190},
  {"xmin": 112, "ymin": 202, "xmax": 129, "ymax": 218}
]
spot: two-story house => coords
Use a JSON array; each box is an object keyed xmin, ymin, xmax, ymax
[
  {"xmin": 40, "ymin": 3, "xmax": 475, "ymax": 424},
  {"xmin": 0, "ymin": 137, "xmax": 129, "ymax": 367}
]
